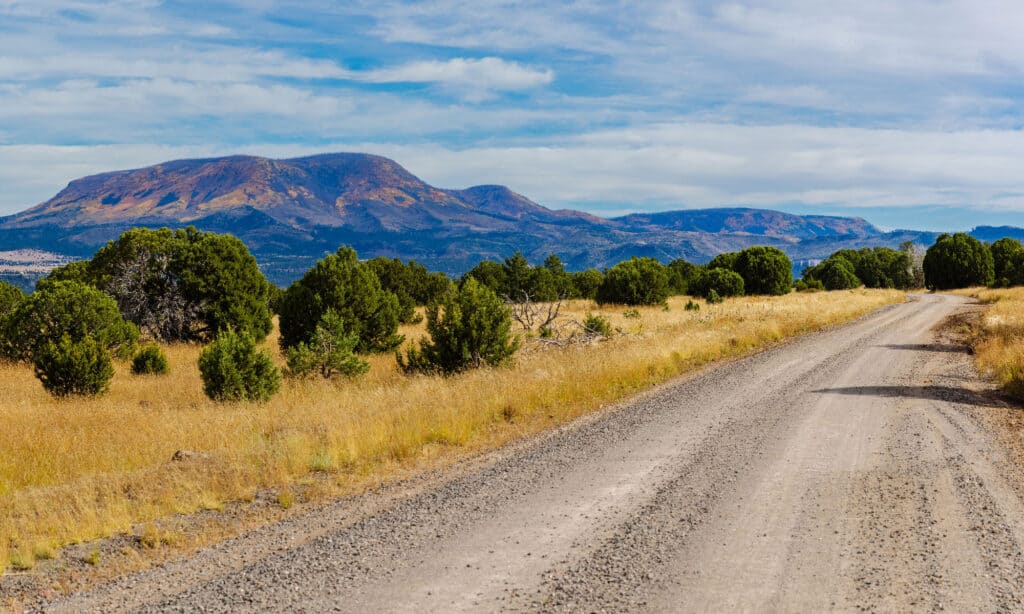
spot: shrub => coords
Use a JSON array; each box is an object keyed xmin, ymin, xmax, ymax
[
  {"xmin": 733, "ymin": 246, "xmax": 792, "ymax": 295},
  {"xmin": 794, "ymin": 278, "xmax": 824, "ymax": 292},
  {"xmin": 595, "ymin": 257, "xmax": 670, "ymax": 305},
  {"xmin": 706, "ymin": 289, "xmax": 723, "ymax": 304},
  {"xmin": 399, "ymin": 278, "xmax": 519, "ymax": 375},
  {"xmin": 582, "ymin": 313, "xmax": 612, "ymax": 337},
  {"xmin": 685, "ymin": 299, "xmax": 701, "ymax": 310},
  {"xmin": 285, "ymin": 309, "xmax": 369, "ymax": 380},
  {"xmin": 690, "ymin": 268, "xmax": 744, "ymax": 300},
  {"xmin": 131, "ymin": 344, "xmax": 169, "ymax": 375},
  {"xmin": 2, "ymin": 280, "xmax": 138, "ymax": 362},
  {"xmin": 198, "ymin": 330, "xmax": 281, "ymax": 402},
  {"xmin": 278, "ymin": 247, "xmax": 404, "ymax": 354},
  {"xmin": 623, "ymin": 309, "xmax": 641, "ymax": 319},
  {"xmin": 33, "ymin": 335, "xmax": 115, "ymax": 397},
  {"xmin": 923, "ymin": 233, "xmax": 994, "ymax": 290}
]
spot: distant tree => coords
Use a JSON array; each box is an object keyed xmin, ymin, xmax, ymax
[
  {"xmin": 543, "ymin": 254, "xmax": 574, "ymax": 298},
  {"xmin": 666, "ymin": 259, "xmax": 700, "ymax": 295},
  {"xmin": 733, "ymin": 246, "xmax": 792, "ymax": 295},
  {"xmin": 198, "ymin": 329, "xmax": 281, "ymax": 402},
  {"xmin": 690, "ymin": 267, "xmax": 745, "ymax": 300},
  {"xmin": 595, "ymin": 257, "xmax": 670, "ymax": 305},
  {"xmin": 899, "ymin": 241, "xmax": 926, "ymax": 289},
  {"xmin": 815, "ymin": 258, "xmax": 861, "ymax": 290},
  {"xmin": 2, "ymin": 280, "xmax": 138, "ymax": 363},
  {"xmin": 278, "ymin": 246, "xmax": 403, "ymax": 354},
  {"xmin": 923, "ymin": 233, "xmax": 995, "ymax": 290},
  {"xmin": 571, "ymin": 269, "xmax": 604, "ymax": 300},
  {"xmin": 707, "ymin": 252, "xmax": 739, "ymax": 271},
  {"xmin": 399, "ymin": 278, "xmax": 519, "ymax": 375},
  {"xmin": 365, "ymin": 257, "xmax": 423, "ymax": 324},
  {"xmin": 990, "ymin": 237, "xmax": 1024, "ymax": 287},
  {"xmin": 463, "ymin": 260, "xmax": 507, "ymax": 295}
]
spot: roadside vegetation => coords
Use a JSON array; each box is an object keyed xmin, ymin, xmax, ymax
[
  {"xmin": 953, "ymin": 287, "xmax": 1024, "ymax": 401},
  {"xmin": 6, "ymin": 226, "xmax": 1024, "ymax": 572},
  {"xmin": 0, "ymin": 227, "xmax": 906, "ymax": 570}
]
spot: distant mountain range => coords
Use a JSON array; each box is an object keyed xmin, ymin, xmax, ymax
[{"xmin": 0, "ymin": 152, "xmax": 1015, "ymax": 286}]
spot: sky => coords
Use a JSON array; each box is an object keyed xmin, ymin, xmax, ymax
[{"xmin": 2, "ymin": 1, "xmax": 1024, "ymax": 230}]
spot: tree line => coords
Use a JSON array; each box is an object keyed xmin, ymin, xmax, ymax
[{"xmin": 0, "ymin": 227, "xmax": 1020, "ymax": 401}]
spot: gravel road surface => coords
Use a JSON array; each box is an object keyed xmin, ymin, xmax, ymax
[{"xmin": 41, "ymin": 293, "xmax": 1024, "ymax": 612}]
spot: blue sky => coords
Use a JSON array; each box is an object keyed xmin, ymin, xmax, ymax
[{"xmin": 1, "ymin": 1, "xmax": 1024, "ymax": 230}]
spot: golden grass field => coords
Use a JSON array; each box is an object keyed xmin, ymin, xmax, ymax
[
  {"xmin": 0, "ymin": 289, "xmax": 903, "ymax": 571},
  {"xmin": 953, "ymin": 287, "xmax": 1024, "ymax": 401}
]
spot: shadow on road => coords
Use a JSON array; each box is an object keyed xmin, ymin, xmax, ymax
[
  {"xmin": 813, "ymin": 385, "xmax": 1003, "ymax": 408},
  {"xmin": 878, "ymin": 343, "xmax": 971, "ymax": 354}
]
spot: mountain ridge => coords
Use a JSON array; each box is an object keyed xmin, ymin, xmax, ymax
[{"xmin": 0, "ymin": 152, "xmax": 1008, "ymax": 285}]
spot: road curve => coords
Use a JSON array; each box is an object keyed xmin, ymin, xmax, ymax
[{"xmin": 44, "ymin": 293, "xmax": 1024, "ymax": 612}]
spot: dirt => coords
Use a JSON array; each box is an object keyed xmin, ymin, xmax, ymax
[{"xmin": 13, "ymin": 293, "xmax": 1024, "ymax": 612}]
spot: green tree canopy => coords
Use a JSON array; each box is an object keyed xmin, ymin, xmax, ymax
[
  {"xmin": 733, "ymin": 246, "xmax": 792, "ymax": 295},
  {"xmin": 990, "ymin": 237, "xmax": 1024, "ymax": 287},
  {"xmin": 84, "ymin": 227, "xmax": 272, "ymax": 342},
  {"xmin": 690, "ymin": 267, "xmax": 745, "ymax": 300},
  {"xmin": 923, "ymin": 233, "xmax": 995, "ymax": 290}
]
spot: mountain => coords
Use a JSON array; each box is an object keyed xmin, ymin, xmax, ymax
[{"xmin": 0, "ymin": 152, "xmax": 1003, "ymax": 285}]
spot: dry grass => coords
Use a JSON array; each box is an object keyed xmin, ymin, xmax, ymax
[
  {"xmin": 0, "ymin": 289, "xmax": 902, "ymax": 570},
  {"xmin": 952, "ymin": 287, "xmax": 1024, "ymax": 400}
]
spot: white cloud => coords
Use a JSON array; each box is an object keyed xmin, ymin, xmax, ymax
[
  {"xmin": 5, "ymin": 123, "xmax": 1024, "ymax": 218},
  {"xmin": 347, "ymin": 57, "xmax": 553, "ymax": 94}
]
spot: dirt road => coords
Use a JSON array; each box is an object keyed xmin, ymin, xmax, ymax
[{"xmin": 43, "ymin": 293, "xmax": 1024, "ymax": 612}]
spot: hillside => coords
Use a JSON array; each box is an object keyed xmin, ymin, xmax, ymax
[{"xmin": 0, "ymin": 152, "xmax": 967, "ymax": 284}]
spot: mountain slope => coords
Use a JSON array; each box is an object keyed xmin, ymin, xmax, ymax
[{"xmin": 0, "ymin": 152, "xmax": 999, "ymax": 284}]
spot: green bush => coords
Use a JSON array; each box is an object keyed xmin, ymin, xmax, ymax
[
  {"xmin": 33, "ymin": 335, "xmax": 115, "ymax": 397},
  {"xmin": 733, "ymin": 246, "xmax": 792, "ymax": 295},
  {"xmin": 365, "ymin": 257, "xmax": 452, "ymax": 324},
  {"xmin": 690, "ymin": 268, "xmax": 745, "ymax": 300},
  {"xmin": 198, "ymin": 330, "xmax": 281, "ymax": 402},
  {"xmin": 582, "ymin": 313, "xmax": 612, "ymax": 337},
  {"xmin": 623, "ymin": 308, "xmax": 641, "ymax": 319},
  {"xmin": 794, "ymin": 278, "xmax": 824, "ymax": 292},
  {"xmin": 685, "ymin": 299, "xmax": 701, "ymax": 310},
  {"xmin": 399, "ymin": 278, "xmax": 519, "ymax": 375},
  {"xmin": 706, "ymin": 289, "xmax": 723, "ymax": 304},
  {"xmin": 285, "ymin": 309, "xmax": 369, "ymax": 380},
  {"xmin": 2, "ymin": 280, "xmax": 138, "ymax": 363},
  {"xmin": 923, "ymin": 233, "xmax": 994, "ymax": 290},
  {"xmin": 278, "ymin": 247, "xmax": 404, "ymax": 354},
  {"xmin": 595, "ymin": 257, "xmax": 670, "ymax": 306},
  {"xmin": 131, "ymin": 344, "xmax": 169, "ymax": 375},
  {"xmin": 570, "ymin": 269, "xmax": 604, "ymax": 300}
]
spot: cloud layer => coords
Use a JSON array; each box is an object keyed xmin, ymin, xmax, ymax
[{"xmin": 1, "ymin": 1, "xmax": 1023, "ymax": 229}]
